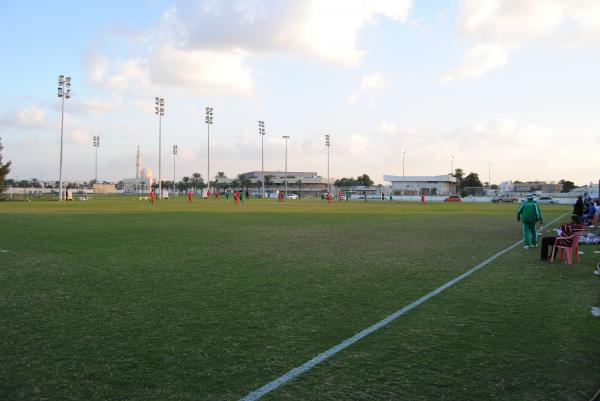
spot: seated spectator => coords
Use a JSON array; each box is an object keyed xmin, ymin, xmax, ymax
[
  {"xmin": 539, "ymin": 215, "xmax": 586, "ymax": 261},
  {"xmin": 573, "ymin": 196, "xmax": 584, "ymax": 217},
  {"xmin": 583, "ymin": 201, "xmax": 596, "ymax": 224},
  {"xmin": 584, "ymin": 199, "xmax": 599, "ymax": 225}
]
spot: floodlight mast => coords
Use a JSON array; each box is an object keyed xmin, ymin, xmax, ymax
[
  {"xmin": 450, "ymin": 155, "xmax": 455, "ymax": 195},
  {"xmin": 205, "ymin": 107, "xmax": 213, "ymax": 195},
  {"xmin": 402, "ymin": 148, "xmax": 406, "ymax": 196},
  {"xmin": 282, "ymin": 136, "xmax": 290, "ymax": 198},
  {"xmin": 57, "ymin": 75, "xmax": 71, "ymax": 201},
  {"xmin": 258, "ymin": 121, "xmax": 265, "ymax": 198},
  {"xmin": 173, "ymin": 145, "xmax": 178, "ymax": 193},
  {"xmin": 325, "ymin": 134, "xmax": 330, "ymax": 193},
  {"xmin": 93, "ymin": 136, "xmax": 100, "ymax": 183},
  {"xmin": 154, "ymin": 97, "xmax": 165, "ymax": 198}
]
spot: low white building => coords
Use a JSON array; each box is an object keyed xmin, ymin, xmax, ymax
[{"xmin": 383, "ymin": 174, "xmax": 456, "ymax": 196}]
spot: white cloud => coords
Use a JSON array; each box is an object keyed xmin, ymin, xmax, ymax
[
  {"xmin": 148, "ymin": 45, "xmax": 254, "ymax": 96},
  {"xmin": 444, "ymin": 0, "xmax": 600, "ymax": 81},
  {"xmin": 442, "ymin": 43, "xmax": 509, "ymax": 81},
  {"xmin": 0, "ymin": 105, "xmax": 54, "ymax": 130},
  {"xmin": 85, "ymin": 0, "xmax": 414, "ymax": 97},
  {"xmin": 348, "ymin": 72, "xmax": 392, "ymax": 105},
  {"xmin": 174, "ymin": 0, "xmax": 413, "ymax": 66}
]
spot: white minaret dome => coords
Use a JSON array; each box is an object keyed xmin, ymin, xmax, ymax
[{"xmin": 140, "ymin": 167, "xmax": 153, "ymax": 182}]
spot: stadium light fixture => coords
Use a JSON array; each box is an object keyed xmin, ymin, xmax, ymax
[
  {"xmin": 258, "ymin": 120, "xmax": 265, "ymax": 198},
  {"xmin": 57, "ymin": 74, "xmax": 71, "ymax": 201},
  {"xmin": 154, "ymin": 97, "xmax": 165, "ymax": 198},
  {"xmin": 325, "ymin": 134, "xmax": 330, "ymax": 193},
  {"xmin": 205, "ymin": 107, "xmax": 213, "ymax": 195},
  {"xmin": 282, "ymin": 135, "xmax": 290, "ymax": 198},
  {"xmin": 93, "ymin": 136, "xmax": 100, "ymax": 183}
]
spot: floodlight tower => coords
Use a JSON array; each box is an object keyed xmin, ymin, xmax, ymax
[
  {"xmin": 488, "ymin": 160, "xmax": 492, "ymax": 194},
  {"xmin": 173, "ymin": 145, "xmax": 178, "ymax": 193},
  {"xmin": 57, "ymin": 75, "xmax": 71, "ymax": 201},
  {"xmin": 451, "ymin": 154, "xmax": 455, "ymax": 195},
  {"xmin": 325, "ymin": 134, "xmax": 330, "ymax": 193},
  {"xmin": 205, "ymin": 107, "xmax": 213, "ymax": 195},
  {"xmin": 282, "ymin": 135, "xmax": 290, "ymax": 198},
  {"xmin": 93, "ymin": 136, "xmax": 100, "ymax": 183},
  {"xmin": 154, "ymin": 97, "xmax": 165, "ymax": 198},
  {"xmin": 402, "ymin": 148, "xmax": 406, "ymax": 196},
  {"xmin": 258, "ymin": 120, "xmax": 265, "ymax": 197}
]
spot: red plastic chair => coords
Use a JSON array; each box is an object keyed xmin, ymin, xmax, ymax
[{"xmin": 550, "ymin": 232, "xmax": 584, "ymax": 265}]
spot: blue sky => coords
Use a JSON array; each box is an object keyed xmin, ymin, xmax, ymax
[{"xmin": 1, "ymin": 0, "xmax": 599, "ymax": 185}]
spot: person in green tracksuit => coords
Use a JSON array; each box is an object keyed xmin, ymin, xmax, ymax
[{"xmin": 516, "ymin": 194, "xmax": 543, "ymax": 248}]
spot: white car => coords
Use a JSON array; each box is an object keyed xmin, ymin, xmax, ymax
[
  {"xmin": 537, "ymin": 196, "xmax": 556, "ymax": 204},
  {"xmin": 287, "ymin": 194, "xmax": 299, "ymax": 199}
]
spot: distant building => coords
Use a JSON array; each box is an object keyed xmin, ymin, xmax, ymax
[
  {"xmin": 232, "ymin": 171, "xmax": 333, "ymax": 197},
  {"xmin": 383, "ymin": 175, "xmax": 456, "ymax": 196},
  {"xmin": 121, "ymin": 146, "xmax": 155, "ymax": 192},
  {"xmin": 500, "ymin": 180, "xmax": 562, "ymax": 193}
]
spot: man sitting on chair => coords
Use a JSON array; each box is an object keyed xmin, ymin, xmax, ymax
[{"xmin": 540, "ymin": 215, "xmax": 586, "ymax": 261}]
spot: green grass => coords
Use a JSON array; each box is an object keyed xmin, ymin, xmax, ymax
[{"xmin": 1, "ymin": 199, "xmax": 599, "ymax": 401}]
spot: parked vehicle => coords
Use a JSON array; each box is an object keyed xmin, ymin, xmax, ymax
[
  {"xmin": 444, "ymin": 195, "xmax": 462, "ymax": 202},
  {"xmin": 491, "ymin": 194, "xmax": 519, "ymax": 203},
  {"xmin": 536, "ymin": 196, "xmax": 556, "ymax": 204}
]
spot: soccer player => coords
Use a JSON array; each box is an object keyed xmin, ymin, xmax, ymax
[
  {"xmin": 187, "ymin": 190, "xmax": 193, "ymax": 204},
  {"xmin": 150, "ymin": 189, "xmax": 155, "ymax": 204},
  {"xmin": 233, "ymin": 190, "xmax": 239, "ymax": 206}
]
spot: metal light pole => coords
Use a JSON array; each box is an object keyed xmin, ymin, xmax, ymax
[
  {"xmin": 205, "ymin": 107, "xmax": 213, "ymax": 195},
  {"xmin": 282, "ymin": 135, "xmax": 289, "ymax": 198},
  {"xmin": 258, "ymin": 121, "xmax": 265, "ymax": 198},
  {"xmin": 173, "ymin": 145, "xmax": 178, "ymax": 193},
  {"xmin": 57, "ymin": 75, "xmax": 71, "ymax": 201},
  {"xmin": 154, "ymin": 97, "xmax": 165, "ymax": 198},
  {"xmin": 402, "ymin": 148, "xmax": 406, "ymax": 196},
  {"xmin": 488, "ymin": 161, "xmax": 491, "ymax": 194},
  {"xmin": 325, "ymin": 134, "xmax": 330, "ymax": 193},
  {"xmin": 93, "ymin": 136, "xmax": 100, "ymax": 183},
  {"xmin": 451, "ymin": 154, "xmax": 455, "ymax": 195}
]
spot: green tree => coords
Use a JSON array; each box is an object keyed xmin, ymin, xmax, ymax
[
  {"xmin": 296, "ymin": 179, "xmax": 302, "ymax": 198},
  {"xmin": 238, "ymin": 174, "xmax": 252, "ymax": 193},
  {"xmin": 0, "ymin": 137, "xmax": 11, "ymax": 192},
  {"xmin": 559, "ymin": 179, "xmax": 576, "ymax": 193},
  {"xmin": 461, "ymin": 172, "xmax": 483, "ymax": 188},
  {"xmin": 191, "ymin": 173, "xmax": 204, "ymax": 193},
  {"xmin": 356, "ymin": 174, "xmax": 374, "ymax": 187},
  {"xmin": 334, "ymin": 177, "xmax": 358, "ymax": 187}
]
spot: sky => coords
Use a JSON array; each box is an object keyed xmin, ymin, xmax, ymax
[{"xmin": 1, "ymin": 0, "xmax": 599, "ymax": 186}]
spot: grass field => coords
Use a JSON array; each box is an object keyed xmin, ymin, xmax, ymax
[{"xmin": 1, "ymin": 198, "xmax": 599, "ymax": 401}]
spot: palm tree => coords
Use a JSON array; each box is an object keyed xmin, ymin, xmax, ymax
[
  {"xmin": 238, "ymin": 174, "xmax": 252, "ymax": 193},
  {"xmin": 182, "ymin": 176, "xmax": 190, "ymax": 193}
]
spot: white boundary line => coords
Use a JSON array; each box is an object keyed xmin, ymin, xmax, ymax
[{"xmin": 239, "ymin": 213, "xmax": 568, "ymax": 401}]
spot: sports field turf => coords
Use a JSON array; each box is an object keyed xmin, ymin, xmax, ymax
[{"xmin": 1, "ymin": 199, "xmax": 599, "ymax": 401}]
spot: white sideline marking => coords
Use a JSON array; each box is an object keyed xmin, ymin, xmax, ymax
[
  {"xmin": 0, "ymin": 249, "xmax": 8, "ymax": 253},
  {"xmin": 238, "ymin": 213, "xmax": 568, "ymax": 401}
]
